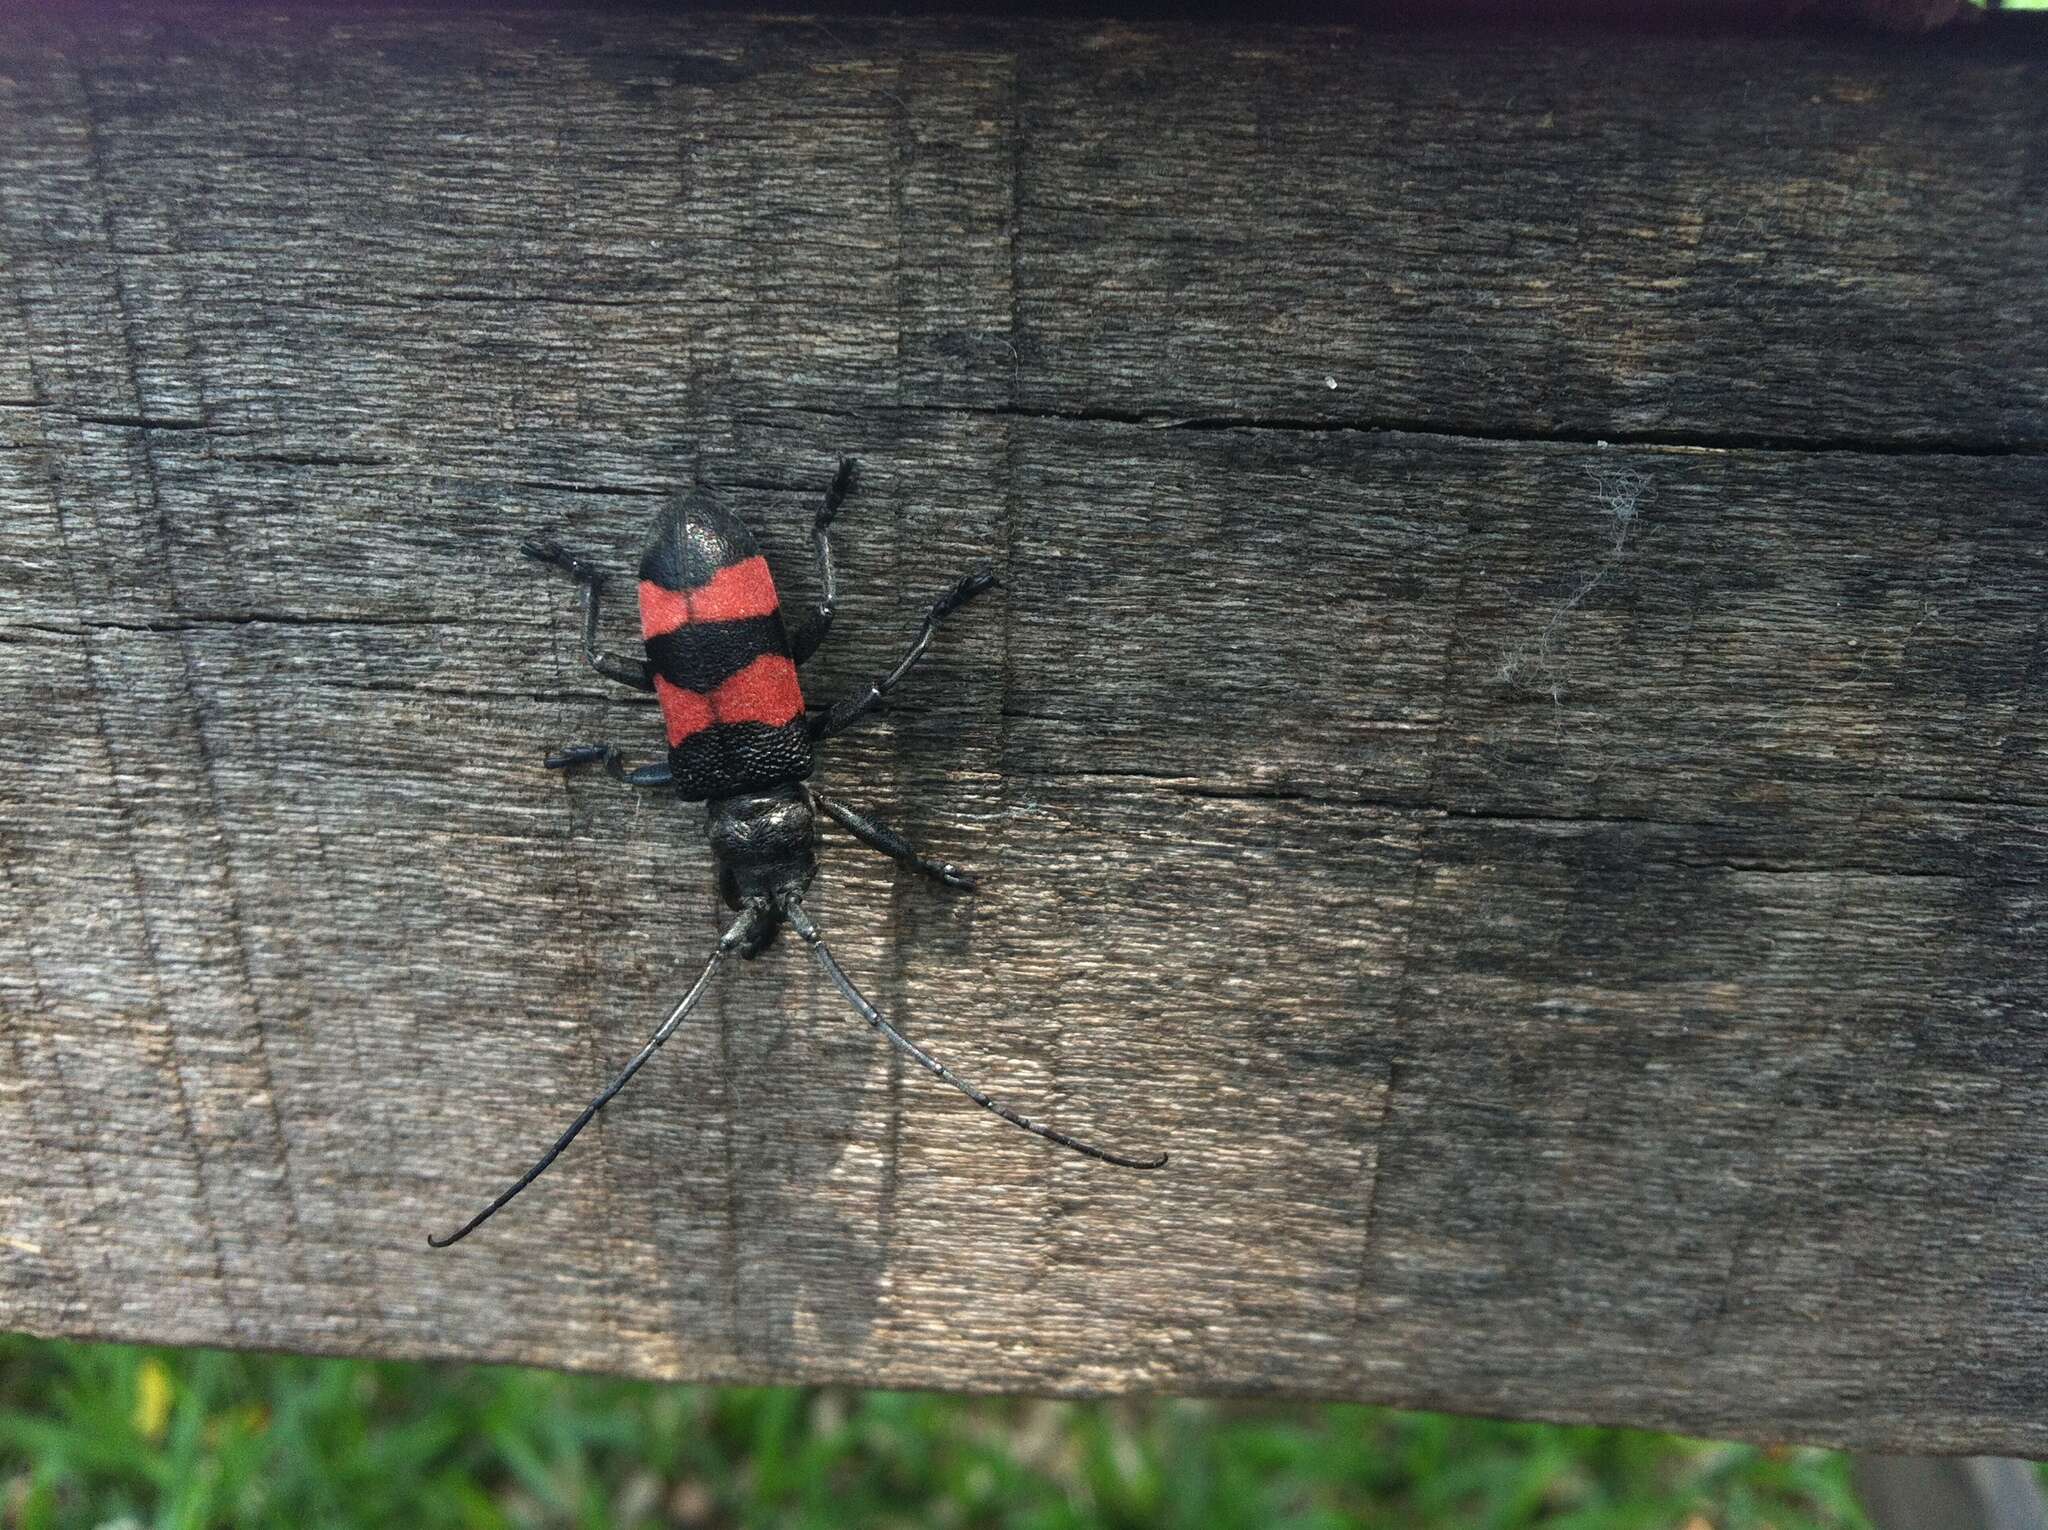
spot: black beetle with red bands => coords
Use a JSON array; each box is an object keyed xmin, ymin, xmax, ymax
[{"xmin": 430, "ymin": 459, "xmax": 1165, "ymax": 1248}]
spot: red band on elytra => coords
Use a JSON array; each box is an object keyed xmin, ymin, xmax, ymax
[
  {"xmin": 639, "ymin": 556, "xmax": 781, "ymax": 639},
  {"xmin": 653, "ymin": 675, "xmax": 715, "ymax": 746},
  {"xmin": 653, "ymin": 655, "xmax": 804, "ymax": 747},
  {"xmin": 709, "ymin": 653, "xmax": 803, "ymax": 730},
  {"xmin": 639, "ymin": 582, "xmax": 691, "ymax": 640}
]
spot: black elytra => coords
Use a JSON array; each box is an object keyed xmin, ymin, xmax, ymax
[{"xmin": 429, "ymin": 458, "xmax": 1165, "ymax": 1248}]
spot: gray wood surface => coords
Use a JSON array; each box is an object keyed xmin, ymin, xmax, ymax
[
  {"xmin": 2, "ymin": 6, "xmax": 2044, "ymax": 1453},
  {"xmin": 1852, "ymin": 1457, "xmax": 2048, "ymax": 1530}
]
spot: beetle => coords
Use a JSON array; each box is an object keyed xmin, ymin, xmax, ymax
[{"xmin": 430, "ymin": 458, "xmax": 1165, "ymax": 1247}]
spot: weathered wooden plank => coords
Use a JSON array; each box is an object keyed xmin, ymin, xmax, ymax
[
  {"xmin": 1012, "ymin": 27, "xmax": 2048, "ymax": 447},
  {"xmin": 1, "ymin": 5, "xmax": 2044, "ymax": 1454}
]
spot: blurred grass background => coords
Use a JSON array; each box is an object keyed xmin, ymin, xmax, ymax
[{"xmin": 2, "ymin": 1333, "xmax": 1886, "ymax": 1530}]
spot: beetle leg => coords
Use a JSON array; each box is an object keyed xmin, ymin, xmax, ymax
[
  {"xmin": 790, "ymin": 456, "xmax": 857, "ymax": 668},
  {"xmin": 813, "ymin": 789, "xmax": 975, "ymax": 890},
  {"xmin": 522, "ymin": 538, "xmax": 656, "ymax": 692},
  {"xmin": 544, "ymin": 744, "xmax": 672, "ymax": 790},
  {"xmin": 809, "ymin": 568, "xmax": 997, "ymax": 739}
]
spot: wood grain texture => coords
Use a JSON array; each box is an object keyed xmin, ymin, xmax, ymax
[{"xmin": 1, "ymin": 5, "xmax": 2044, "ymax": 1452}]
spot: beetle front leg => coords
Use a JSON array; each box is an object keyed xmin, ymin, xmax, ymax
[{"xmin": 813, "ymin": 790, "xmax": 975, "ymax": 890}]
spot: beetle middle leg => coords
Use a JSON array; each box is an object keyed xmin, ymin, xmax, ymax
[
  {"xmin": 813, "ymin": 789, "xmax": 974, "ymax": 890},
  {"xmin": 522, "ymin": 539, "xmax": 656, "ymax": 693},
  {"xmin": 809, "ymin": 569, "xmax": 998, "ymax": 740},
  {"xmin": 544, "ymin": 744, "xmax": 672, "ymax": 789}
]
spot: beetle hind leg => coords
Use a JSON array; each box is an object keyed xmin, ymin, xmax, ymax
[
  {"xmin": 790, "ymin": 456, "xmax": 857, "ymax": 668},
  {"xmin": 522, "ymin": 538, "xmax": 656, "ymax": 693}
]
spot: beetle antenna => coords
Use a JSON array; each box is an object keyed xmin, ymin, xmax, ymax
[
  {"xmin": 429, "ymin": 913, "xmax": 759, "ymax": 1247},
  {"xmin": 779, "ymin": 898, "xmax": 1168, "ymax": 1170}
]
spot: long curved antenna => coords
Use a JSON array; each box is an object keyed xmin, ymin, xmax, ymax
[
  {"xmin": 429, "ymin": 915, "xmax": 757, "ymax": 1247},
  {"xmin": 781, "ymin": 899, "xmax": 1167, "ymax": 1169}
]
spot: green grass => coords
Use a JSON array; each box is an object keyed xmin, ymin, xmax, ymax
[{"xmin": 0, "ymin": 1334, "xmax": 1879, "ymax": 1530}]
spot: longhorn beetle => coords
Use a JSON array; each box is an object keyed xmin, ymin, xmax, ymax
[{"xmin": 430, "ymin": 458, "xmax": 1165, "ymax": 1247}]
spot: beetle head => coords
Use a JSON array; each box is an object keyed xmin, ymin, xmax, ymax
[{"xmin": 706, "ymin": 786, "xmax": 817, "ymax": 943}]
